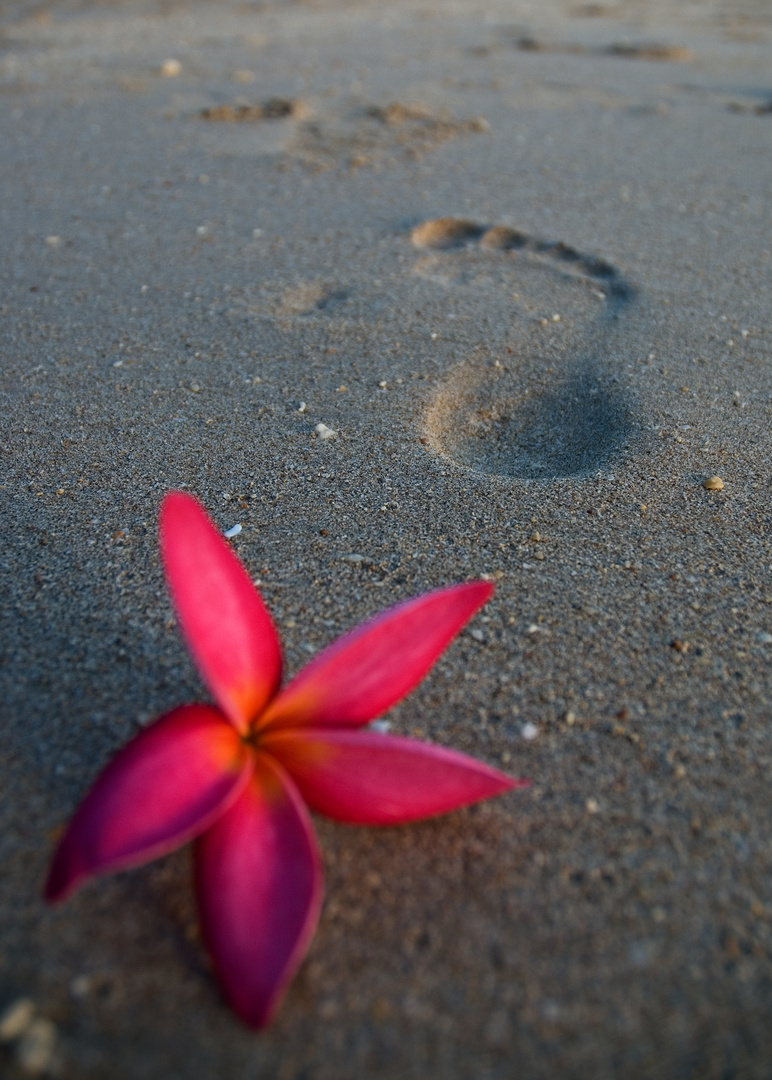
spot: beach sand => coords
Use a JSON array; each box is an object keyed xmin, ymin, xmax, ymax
[{"xmin": 1, "ymin": 0, "xmax": 771, "ymax": 1075}]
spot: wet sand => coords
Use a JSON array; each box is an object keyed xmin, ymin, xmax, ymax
[{"xmin": 1, "ymin": 0, "xmax": 771, "ymax": 1076}]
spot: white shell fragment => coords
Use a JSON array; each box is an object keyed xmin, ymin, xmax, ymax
[
  {"xmin": 224, "ymin": 524, "xmax": 242, "ymax": 539},
  {"xmin": 0, "ymin": 998, "xmax": 35, "ymax": 1043}
]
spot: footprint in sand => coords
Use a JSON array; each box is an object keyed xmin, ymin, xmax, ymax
[
  {"xmin": 196, "ymin": 96, "xmax": 489, "ymax": 171},
  {"xmin": 413, "ymin": 217, "xmax": 637, "ymax": 480}
]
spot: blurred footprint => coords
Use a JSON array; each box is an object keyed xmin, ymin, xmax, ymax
[{"xmin": 416, "ymin": 218, "xmax": 637, "ymax": 480}]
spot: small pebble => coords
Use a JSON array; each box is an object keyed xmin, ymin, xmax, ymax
[
  {"xmin": 45, "ymin": 236, "xmax": 61, "ymax": 247},
  {"xmin": 585, "ymin": 798, "xmax": 599, "ymax": 815},
  {"xmin": 469, "ymin": 628, "xmax": 485, "ymax": 643},
  {"xmin": 224, "ymin": 524, "xmax": 242, "ymax": 538},
  {"xmin": 369, "ymin": 720, "xmax": 391, "ymax": 734},
  {"xmin": 69, "ymin": 975, "xmax": 91, "ymax": 999},
  {"xmin": 0, "ymin": 998, "xmax": 35, "ymax": 1042},
  {"xmin": 521, "ymin": 722, "xmax": 538, "ymax": 741},
  {"xmin": 160, "ymin": 58, "xmax": 182, "ymax": 77},
  {"xmin": 15, "ymin": 1018, "xmax": 56, "ymax": 1076},
  {"xmin": 315, "ymin": 423, "xmax": 337, "ymax": 440},
  {"xmin": 703, "ymin": 475, "xmax": 724, "ymax": 491},
  {"xmin": 565, "ymin": 711, "xmax": 576, "ymax": 726}
]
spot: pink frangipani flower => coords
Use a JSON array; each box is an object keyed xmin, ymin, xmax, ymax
[{"xmin": 46, "ymin": 492, "xmax": 526, "ymax": 1028}]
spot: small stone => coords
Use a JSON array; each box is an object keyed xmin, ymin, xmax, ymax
[
  {"xmin": 315, "ymin": 423, "xmax": 337, "ymax": 440},
  {"xmin": 703, "ymin": 475, "xmax": 724, "ymax": 491},
  {"xmin": 470, "ymin": 628, "xmax": 485, "ymax": 643},
  {"xmin": 521, "ymin": 722, "xmax": 538, "ymax": 741},
  {"xmin": 0, "ymin": 998, "xmax": 35, "ymax": 1042},
  {"xmin": 160, "ymin": 58, "xmax": 182, "ymax": 77},
  {"xmin": 45, "ymin": 236, "xmax": 61, "ymax": 247},
  {"xmin": 565, "ymin": 711, "xmax": 576, "ymax": 726},
  {"xmin": 15, "ymin": 1017, "xmax": 56, "ymax": 1076},
  {"xmin": 756, "ymin": 632, "xmax": 772, "ymax": 644},
  {"xmin": 585, "ymin": 797, "xmax": 599, "ymax": 814},
  {"xmin": 223, "ymin": 524, "xmax": 242, "ymax": 539},
  {"xmin": 69, "ymin": 975, "xmax": 91, "ymax": 998}
]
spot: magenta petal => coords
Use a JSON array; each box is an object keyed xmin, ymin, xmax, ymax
[
  {"xmin": 160, "ymin": 492, "xmax": 282, "ymax": 732},
  {"xmin": 45, "ymin": 705, "xmax": 252, "ymax": 903},
  {"xmin": 259, "ymin": 581, "xmax": 494, "ymax": 731},
  {"xmin": 263, "ymin": 728, "xmax": 527, "ymax": 825},
  {"xmin": 194, "ymin": 753, "xmax": 323, "ymax": 1029}
]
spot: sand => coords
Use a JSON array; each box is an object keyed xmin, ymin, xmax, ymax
[{"xmin": 1, "ymin": 0, "xmax": 771, "ymax": 1075}]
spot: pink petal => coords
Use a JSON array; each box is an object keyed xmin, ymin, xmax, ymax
[
  {"xmin": 160, "ymin": 492, "xmax": 282, "ymax": 733},
  {"xmin": 262, "ymin": 728, "xmax": 526, "ymax": 824},
  {"xmin": 194, "ymin": 753, "xmax": 323, "ymax": 1029},
  {"xmin": 45, "ymin": 705, "xmax": 252, "ymax": 903},
  {"xmin": 259, "ymin": 581, "xmax": 494, "ymax": 731}
]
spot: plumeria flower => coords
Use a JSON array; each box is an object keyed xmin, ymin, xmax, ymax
[{"xmin": 46, "ymin": 492, "xmax": 526, "ymax": 1028}]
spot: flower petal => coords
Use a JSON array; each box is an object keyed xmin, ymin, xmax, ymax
[
  {"xmin": 160, "ymin": 491, "xmax": 282, "ymax": 732},
  {"xmin": 45, "ymin": 705, "xmax": 252, "ymax": 903},
  {"xmin": 259, "ymin": 581, "xmax": 494, "ymax": 731},
  {"xmin": 194, "ymin": 753, "xmax": 323, "ymax": 1029},
  {"xmin": 263, "ymin": 728, "xmax": 526, "ymax": 824}
]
